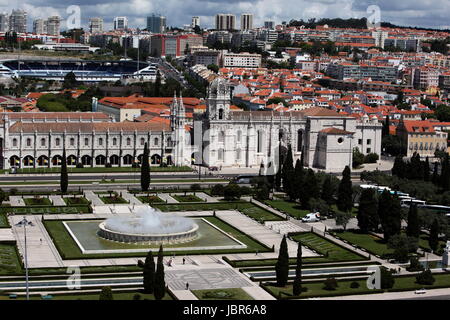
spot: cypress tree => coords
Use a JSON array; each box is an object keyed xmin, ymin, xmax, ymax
[
  {"xmin": 440, "ymin": 154, "xmax": 450, "ymax": 191},
  {"xmin": 423, "ymin": 157, "xmax": 430, "ymax": 182},
  {"xmin": 378, "ymin": 189, "xmax": 391, "ymax": 233},
  {"xmin": 275, "ymin": 165, "xmax": 282, "ymax": 191},
  {"xmin": 300, "ymin": 169, "xmax": 318, "ymax": 209},
  {"xmin": 392, "ymin": 156, "xmax": 405, "ymax": 179},
  {"xmin": 357, "ymin": 188, "xmax": 378, "ymax": 233},
  {"xmin": 154, "ymin": 245, "xmax": 166, "ymax": 300},
  {"xmin": 293, "ymin": 159, "xmax": 304, "ymax": 201},
  {"xmin": 321, "ymin": 175, "xmax": 334, "ymax": 205},
  {"xmin": 282, "ymin": 145, "xmax": 295, "ymax": 199},
  {"xmin": 275, "ymin": 236, "xmax": 289, "ymax": 287},
  {"xmin": 384, "ymin": 194, "xmax": 401, "ymax": 241},
  {"xmin": 60, "ymin": 148, "xmax": 68, "ymax": 193},
  {"xmin": 141, "ymin": 142, "xmax": 150, "ymax": 191},
  {"xmin": 432, "ymin": 161, "xmax": 440, "ymax": 186},
  {"xmin": 292, "ymin": 242, "xmax": 302, "ymax": 296},
  {"xmin": 382, "ymin": 115, "xmax": 390, "ymax": 137},
  {"xmin": 337, "ymin": 166, "xmax": 353, "ymax": 212},
  {"xmin": 143, "ymin": 250, "xmax": 155, "ymax": 293},
  {"xmin": 429, "ymin": 218, "xmax": 440, "ymax": 252},
  {"xmin": 406, "ymin": 204, "xmax": 420, "ymax": 239},
  {"xmin": 154, "ymin": 70, "xmax": 161, "ymax": 96}
]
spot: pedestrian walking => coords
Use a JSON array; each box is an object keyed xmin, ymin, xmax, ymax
[
  {"xmin": 186, "ymin": 282, "xmax": 189, "ymax": 290},
  {"xmin": 182, "ymin": 258, "xmax": 186, "ymax": 265}
]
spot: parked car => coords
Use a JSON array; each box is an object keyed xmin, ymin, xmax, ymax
[
  {"xmin": 209, "ymin": 166, "xmax": 219, "ymax": 171},
  {"xmin": 302, "ymin": 212, "xmax": 321, "ymax": 223},
  {"xmin": 414, "ymin": 288, "xmax": 427, "ymax": 294}
]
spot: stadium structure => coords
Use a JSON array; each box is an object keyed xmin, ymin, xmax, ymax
[{"xmin": 0, "ymin": 59, "xmax": 158, "ymax": 82}]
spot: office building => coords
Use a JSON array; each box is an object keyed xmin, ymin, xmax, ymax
[
  {"xmin": 33, "ymin": 19, "xmax": 45, "ymax": 34},
  {"xmin": 89, "ymin": 17, "xmax": 103, "ymax": 33},
  {"xmin": 0, "ymin": 13, "xmax": 9, "ymax": 32},
  {"xmin": 147, "ymin": 14, "xmax": 166, "ymax": 33},
  {"xmin": 240, "ymin": 13, "xmax": 253, "ymax": 31},
  {"xmin": 264, "ymin": 20, "xmax": 275, "ymax": 29},
  {"xmin": 191, "ymin": 16, "xmax": 200, "ymax": 28},
  {"xmin": 45, "ymin": 16, "xmax": 61, "ymax": 36},
  {"xmin": 9, "ymin": 9, "xmax": 27, "ymax": 33},
  {"xmin": 113, "ymin": 17, "xmax": 128, "ymax": 30},
  {"xmin": 215, "ymin": 14, "xmax": 236, "ymax": 31}
]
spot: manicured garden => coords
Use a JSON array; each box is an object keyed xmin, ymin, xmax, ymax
[
  {"xmin": 0, "ymin": 213, "xmax": 10, "ymax": 228},
  {"xmin": 0, "ymin": 290, "xmax": 173, "ymax": 300},
  {"xmin": 0, "ymin": 244, "xmax": 22, "ymax": 275},
  {"xmin": 99, "ymin": 193, "xmax": 128, "ymax": 204},
  {"xmin": 4, "ymin": 166, "xmax": 192, "ymax": 174},
  {"xmin": 192, "ymin": 288, "xmax": 254, "ymax": 300},
  {"xmin": 137, "ymin": 195, "xmax": 165, "ymax": 204},
  {"xmin": 0, "ymin": 206, "xmax": 91, "ymax": 215},
  {"xmin": 172, "ymin": 194, "xmax": 203, "ymax": 203},
  {"xmin": 290, "ymin": 232, "xmax": 364, "ymax": 261},
  {"xmin": 63, "ymin": 197, "xmax": 90, "ymax": 206},
  {"xmin": 264, "ymin": 199, "xmax": 309, "ymax": 218},
  {"xmin": 332, "ymin": 230, "xmax": 393, "ymax": 257},
  {"xmin": 23, "ymin": 197, "xmax": 52, "ymax": 206}
]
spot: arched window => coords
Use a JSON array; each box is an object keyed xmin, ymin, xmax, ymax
[
  {"xmin": 236, "ymin": 149, "xmax": 241, "ymax": 160},
  {"xmin": 237, "ymin": 130, "xmax": 242, "ymax": 143},
  {"xmin": 140, "ymin": 138, "xmax": 145, "ymax": 146},
  {"xmin": 218, "ymin": 108, "xmax": 224, "ymax": 120},
  {"xmin": 12, "ymin": 138, "xmax": 17, "ymax": 147},
  {"xmin": 257, "ymin": 130, "xmax": 264, "ymax": 153},
  {"xmin": 218, "ymin": 148, "xmax": 224, "ymax": 161},
  {"xmin": 424, "ymin": 142, "xmax": 428, "ymax": 150},
  {"xmin": 219, "ymin": 131, "xmax": 225, "ymax": 143},
  {"xmin": 26, "ymin": 138, "xmax": 31, "ymax": 147},
  {"xmin": 126, "ymin": 137, "xmax": 131, "ymax": 146},
  {"xmin": 297, "ymin": 130, "xmax": 303, "ymax": 152},
  {"xmin": 113, "ymin": 138, "xmax": 117, "ymax": 146},
  {"xmin": 84, "ymin": 138, "xmax": 89, "ymax": 146},
  {"xmin": 429, "ymin": 143, "xmax": 433, "ymax": 150},
  {"xmin": 40, "ymin": 138, "xmax": 46, "ymax": 147},
  {"xmin": 99, "ymin": 138, "xmax": 103, "ymax": 146},
  {"xmin": 436, "ymin": 143, "xmax": 440, "ymax": 150},
  {"xmin": 56, "ymin": 138, "xmax": 60, "ymax": 146},
  {"xmin": 70, "ymin": 138, "xmax": 75, "ymax": 146},
  {"xmin": 154, "ymin": 137, "xmax": 159, "ymax": 146}
]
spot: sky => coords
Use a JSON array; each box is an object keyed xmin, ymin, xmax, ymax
[{"xmin": 1, "ymin": 0, "xmax": 450, "ymax": 31}]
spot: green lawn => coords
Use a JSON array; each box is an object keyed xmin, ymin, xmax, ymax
[
  {"xmin": 137, "ymin": 195, "xmax": 165, "ymax": 204},
  {"xmin": 192, "ymin": 288, "xmax": 254, "ymax": 300},
  {"xmin": 291, "ymin": 233, "xmax": 364, "ymax": 261},
  {"xmin": 99, "ymin": 195, "xmax": 128, "ymax": 204},
  {"xmin": 63, "ymin": 197, "xmax": 90, "ymax": 206},
  {"xmin": 172, "ymin": 194, "xmax": 203, "ymax": 203},
  {"xmin": 334, "ymin": 231, "xmax": 393, "ymax": 257},
  {"xmin": 264, "ymin": 200, "xmax": 309, "ymax": 218},
  {"xmin": 0, "ymin": 213, "xmax": 9, "ymax": 228},
  {"xmin": 23, "ymin": 197, "xmax": 52, "ymax": 206},
  {"xmin": 43, "ymin": 216, "xmax": 270, "ymax": 260},
  {"xmin": 154, "ymin": 202, "xmax": 283, "ymax": 222},
  {"xmin": 0, "ymin": 206, "xmax": 91, "ymax": 215},
  {"xmin": 418, "ymin": 232, "xmax": 446, "ymax": 253},
  {"xmin": 0, "ymin": 244, "xmax": 22, "ymax": 275}
]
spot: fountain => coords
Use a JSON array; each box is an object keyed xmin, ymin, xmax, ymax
[{"xmin": 98, "ymin": 206, "xmax": 199, "ymax": 245}]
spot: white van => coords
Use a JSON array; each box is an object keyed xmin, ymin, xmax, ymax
[{"xmin": 302, "ymin": 212, "xmax": 320, "ymax": 223}]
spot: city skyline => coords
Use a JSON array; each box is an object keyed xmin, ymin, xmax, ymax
[{"xmin": 0, "ymin": 0, "xmax": 449, "ymax": 32}]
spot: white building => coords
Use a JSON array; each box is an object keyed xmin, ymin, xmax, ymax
[
  {"xmin": 222, "ymin": 52, "xmax": 262, "ymax": 68},
  {"xmin": 114, "ymin": 17, "xmax": 128, "ymax": 30},
  {"xmin": 89, "ymin": 17, "xmax": 103, "ymax": 33},
  {"xmin": 33, "ymin": 19, "xmax": 45, "ymax": 34},
  {"xmin": 191, "ymin": 16, "xmax": 200, "ymax": 28},
  {"xmin": 45, "ymin": 16, "xmax": 61, "ymax": 36}
]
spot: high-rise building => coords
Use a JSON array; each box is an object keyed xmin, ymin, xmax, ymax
[
  {"xmin": 0, "ymin": 13, "xmax": 9, "ymax": 32},
  {"xmin": 215, "ymin": 14, "xmax": 236, "ymax": 31},
  {"xmin": 9, "ymin": 9, "xmax": 27, "ymax": 33},
  {"xmin": 89, "ymin": 17, "xmax": 103, "ymax": 33},
  {"xmin": 264, "ymin": 20, "xmax": 275, "ymax": 29},
  {"xmin": 191, "ymin": 16, "xmax": 200, "ymax": 28},
  {"xmin": 240, "ymin": 14, "xmax": 253, "ymax": 31},
  {"xmin": 147, "ymin": 14, "xmax": 166, "ymax": 33},
  {"xmin": 33, "ymin": 19, "xmax": 45, "ymax": 34},
  {"xmin": 45, "ymin": 16, "xmax": 61, "ymax": 36},
  {"xmin": 113, "ymin": 16, "xmax": 128, "ymax": 30}
]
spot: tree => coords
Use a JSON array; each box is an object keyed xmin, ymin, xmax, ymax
[
  {"xmin": 406, "ymin": 204, "xmax": 420, "ymax": 239},
  {"xmin": 335, "ymin": 210, "xmax": 352, "ymax": 231},
  {"xmin": 352, "ymin": 148, "xmax": 364, "ymax": 168},
  {"xmin": 423, "ymin": 157, "xmax": 430, "ymax": 182},
  {"xmin": 383, "ymin": 194, "xmax": 402, "ymax": 241},
  {"xmin": 382, "ymin": 115, "xmax": 390, "ymax": 137},
  {"xmin": 154, "ymin": 245, "xmax": 166, "ymax": 300},
  {"xmin": 416, "ymin": 269, "xmax": 435, "ymax": 285},
  {"xmin": 60, "ymin": 148, "xmax": 68, "ymax": 193},
  {"xmin": 99, "ymin": 286, "xmax": 114, "ymax": 300},
  {"xmin": 301, "ymin": 169, "xmax": 319, "ymax": 209},
  {"xmin": 388, "ymin": 234, "xmax": 418, "ymax": 263},
  {"xmin": 282, "ymin": 145, "xmax": 295, "ymax": 200},
  {"xmin": 275, "ymin": 236, "xmax": 289, "ymax": 287},
  {"xmin": 141, "ymin": 142, "xmax": 150, "ymax": 191},
  {"xmin": 432, "ymin": 161, "xmax": 440, "ymax": 185},
  {"xmin": 154, "ymin": 70, "xmax": 161, "ymax": 96},
  {"xmin": 320, "ymin": 175, "xmax": 334, "ymax": 205},
  {"xmin": 380, "ymin": 267, "xmax": 395, "ymax": 289},
  {"xmin": 429, "ymin": 218, "xmax": 440, "ymax": 252},
  {"xmin": 337, "ymin": 166, "xmax": 353, "ymax": 212},
  {"xmin": 435, "ymin": 104, "xmax": 450, "ymax": 122},
  {"xmin": 63, "ymin": 71, "xmax": 77, "ymax": 89},
  {"xmin": 391, "ymin": 156, "xmax": 406, "ymax": 178},
  {"xmin": 207, "ymin": 64, "xmax": 219, "ymax": 73},
  {"xmin": 143, "ymin": 250, "xmax": 155, "ymax": 293},
  {"xmin": 323, "ymin": 278, "xmax": 338, "ymax": 290},
  {"xmin": 293, "ymin": 159, "xmax": 304, "ymax": 201},
  {"xmin": 357, "ymin": 188, "xmax": 378, "ymax": 233},
  {"xmin": 292, "ymin": 243, "xmax": 303, "ymax": 296},
  {"xmin": 224, "ymin": 183, "xmax": 242, "ymax": 201}
]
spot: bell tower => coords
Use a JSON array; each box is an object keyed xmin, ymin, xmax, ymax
[{"xmin": 207, "ymin": 77, "xmax": 231, "ymax": 121}]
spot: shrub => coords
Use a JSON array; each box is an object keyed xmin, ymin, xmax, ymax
[
  {"xmin": 9, "ymin": 188, "xmax": 18, "ymax": 196},
  {"xmin": 76, "ymin": 163, "xmax": 84, "ymax": 168},
  {"xmin": 211, "ymin": 184, "xmax": 225, "ymax": 196},
  {"xmin": 407, "ymin": 256, "xmax": 424, "ymax": 272},
  {"xmin": 323, "ymin": 278, "xmax": 338, "ymax": 291},
  {"xmin": 105, "ymin": 163, "xmax": 112, "ymax": 168},
  {"xmin": 350, "ymin": 281, "xmax": 360, "ymax": 289},
  {"xmin": 190, "ymin": 184, "xmax": 201, "ymax": 191},
  {"xmin": 364, "ymin": 153, "xmax": 379, "ymax": 163},
  {"xmin": 224, "ymin": 183, "xmax": 242, "ymax": 201},
  {"xmin": 133, "ymin": 293, "xmax": 142, "ymax": 300},
  {"xmin": 380, "ymin": 267, "xmax": 395, "ymax": 289},
  {"xmin": 416, "ymin": 269, "xmax": 435, "ymax": 285}
]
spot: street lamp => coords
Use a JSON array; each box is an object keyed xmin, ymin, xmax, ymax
[{"xmin": 15, "ymin": 217, "xmax": 33, "ymax": 300}]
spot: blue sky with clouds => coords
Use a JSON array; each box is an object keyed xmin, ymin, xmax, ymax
[{"xmin": 1, "ymin": 0, "xmax": 449, "ymax": 31}]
